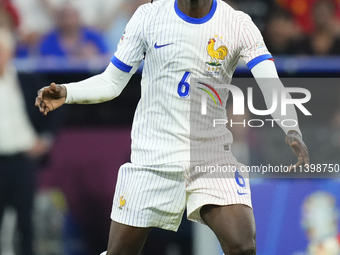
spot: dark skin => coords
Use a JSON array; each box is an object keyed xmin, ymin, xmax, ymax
[
  {"xmin": 35, "ymin": 1, "xmax": 309, "ymax": 254},
  {"xmin": 177, "ymin": 0, "xmax": 213, "ymax": 18}
]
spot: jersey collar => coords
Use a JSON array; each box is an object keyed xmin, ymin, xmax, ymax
[{"xmin": 174, "ymin": 0, "xmax": 217, "ymax": 24}]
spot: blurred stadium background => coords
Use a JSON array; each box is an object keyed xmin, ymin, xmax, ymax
[{"xmin": 0, "ymin": 0, "xmax": 339, "ymax": 255}]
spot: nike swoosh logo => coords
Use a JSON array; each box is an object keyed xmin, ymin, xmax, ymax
[
  {"xmin": 237, "ymin": 191, "xmax": 248, "ymax": 196},
  {"xmin": 154, "ymin": 43, "xmax": 173, "ymax": 49}
]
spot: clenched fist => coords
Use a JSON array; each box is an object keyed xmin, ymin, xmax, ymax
[{"xmin": 35, "ymin": 83, "xmax": 67, "ymax": 115}]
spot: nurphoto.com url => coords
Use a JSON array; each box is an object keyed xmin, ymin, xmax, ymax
[{"xmin": 195, "ymin": 164, "xmax": 340, "ymax": 175}]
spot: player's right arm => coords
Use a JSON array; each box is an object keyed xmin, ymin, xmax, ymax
[
  {"xmin": 35, "ymin": 63, "xmax": 134, "ymax": 115},
  {"xmin": 35, "ymin": 4, "xmax": 149, "ymax": 115}
]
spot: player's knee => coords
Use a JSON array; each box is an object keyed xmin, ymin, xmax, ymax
[{"xmin": 229, "ymin": 242, "xmax": 256, "ymax": 255}]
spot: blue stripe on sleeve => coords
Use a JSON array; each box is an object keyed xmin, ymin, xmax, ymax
[
  {"xmin": 111, "ymin": 56, "xmax": 133, "ymax": 73},
  {"xmin": 247, "ymin": 54, "xmax": 274, "ymax": 70}
]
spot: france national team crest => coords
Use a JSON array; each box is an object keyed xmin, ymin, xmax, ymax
[
  {"xmin": 205, "ymin": 36, "xmax": 228, "ymax": 77},
  {"xmin": 119, "ymin": 196, "xmax": 126, "ymax": 210}
]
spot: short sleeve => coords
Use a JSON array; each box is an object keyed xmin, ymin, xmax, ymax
[
  {"xmin": 111, "ymin": 6, "xmax": 147, "ymax": 73},
  {"xmin": 239, "ymin": 14, "xmax": 273, "ymax": 70}
]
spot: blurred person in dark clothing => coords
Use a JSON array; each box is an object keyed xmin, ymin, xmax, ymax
[
  {"xmin": 0, "ymin": 27, "xmax": 57, "ymax": 255},
  {"xmin": 39, "ymin": 3, "xmax": 108, "ymax": 60},
  {"xmin": 263, "ymin": 9, "xmax": 301, "ymax": 55},
  {"xmin": 293, "ymin": 0, "xmax": 340, "ymax": 55}
]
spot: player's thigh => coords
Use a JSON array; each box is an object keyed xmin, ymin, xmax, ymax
[
  {"xmin": 185, "ymin": 160, "xmax": 255, "ymax": 254},
  {"xmin": 107, "ymin": 220, "xmax": 151, "ymax": 255},
  {"xmin": 201, "ymin": 204, "xmax": 256, "ymax": 254},
  {"xmin": 186, "ymin": 160, "xmax": 252, "ymax": 223}
]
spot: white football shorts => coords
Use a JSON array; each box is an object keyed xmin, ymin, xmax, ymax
[{"xmin": 111, "ymin": 159, "xmax": 252, "ymax": 231}]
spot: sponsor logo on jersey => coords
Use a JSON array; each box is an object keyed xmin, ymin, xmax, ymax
[
  {"xmin": 119, "ymin": 196, "xmax": 126, "ymax": 210},
  {"xmin": 237, "ymin": 191, "xmax": 248, "ymax": 196},
  {"xmin": 205, "ymin": 36, "xmax": 228, "ymax": 77},
  {"xmin": 154, "ymin": 42, "xmax": 174, "ymax": 49}
]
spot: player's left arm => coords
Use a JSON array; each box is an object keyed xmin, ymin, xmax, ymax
[
  {"xmin": 239, "ymin": 13, "xmax": 309, "ymax": 170},
  {"xmin": 251, "ymin": 60, "xmax": 309, "ymax": 170}
]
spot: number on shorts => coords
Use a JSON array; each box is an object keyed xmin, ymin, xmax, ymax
[{"xmin": 235, "ymin": 170, "xmax": 246, "ymax": 188}]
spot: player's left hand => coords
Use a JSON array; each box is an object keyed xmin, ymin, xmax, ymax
[{"xmin": 285, "ymin": 130, "xmax": 309, "ymax": 172}]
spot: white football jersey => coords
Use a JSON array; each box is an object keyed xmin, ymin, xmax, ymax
[{"xmin": 112, "ymin": 0, "xmax": 272, "ymax": 165}]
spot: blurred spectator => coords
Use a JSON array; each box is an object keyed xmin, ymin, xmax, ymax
[
  {"xmin": 225, "ymin": 0, "xmax": 275, "ymax": 30},
  {"xmin": 263, "ymin": 9, "xmax": 301, "ymax": 55},
  {"xmin": 11, "ymin": 0, "xmax": 122, "ymax": 57},
  {"xmin": 104, "ymin": 0, "xmax": 149, "ymax": 54},
  {"xmin": 0, "ymin": 0, "xmax": 41, "ymax": 58},
  {"xmin": 0, "ymin": 0, "xmax": 20, "ymax": 30},
  {"xmin": 276, "ymin": 0, "xmax": 340, "ymax": 33},
  {"xmin": 0, "ymin": 27, "xmax": 56, "ymax": 255},
  {"xmin": 293, "ymin": 0, "xmax": 340, "ymax": 55},
  {"xmin": 11, "ymin": 0, "xmax": 122, "ymax": 58},
  {"xmin": 38, "ymin": 4, "xmax": 108, "ymax": 60},
  {"xmin": 11, "ymin": 0, "xmax": 123, "ymax": 34}
]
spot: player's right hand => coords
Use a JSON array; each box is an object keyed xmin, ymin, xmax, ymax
[
  {"xmin": 285, "ymin": 130, "xmax": 310, "ymax": 172},
  {"xmin": 35, "ymin": 82, "xmax": 67, "ymax": 115}
]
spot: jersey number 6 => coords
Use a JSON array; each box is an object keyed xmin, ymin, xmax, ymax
[
  {"xmin": 235, "ymin": 170, "xmax": 246, "ymax": 188},
  {"xmin": 177, "ymin": 72, "xmax": 191, "ymax": 98}
]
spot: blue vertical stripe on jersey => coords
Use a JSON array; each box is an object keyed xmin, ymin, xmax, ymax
[
  {"xmin": 111, "ymin": 55, "xmax": 133, "ymax": 72},
  {"xmin": 174, "ymin": 0, "xmax": 217, "ymax": 24},
  {"xmin": 246, "ymin": 54, "xmax": 273, "ymax": 70}
]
